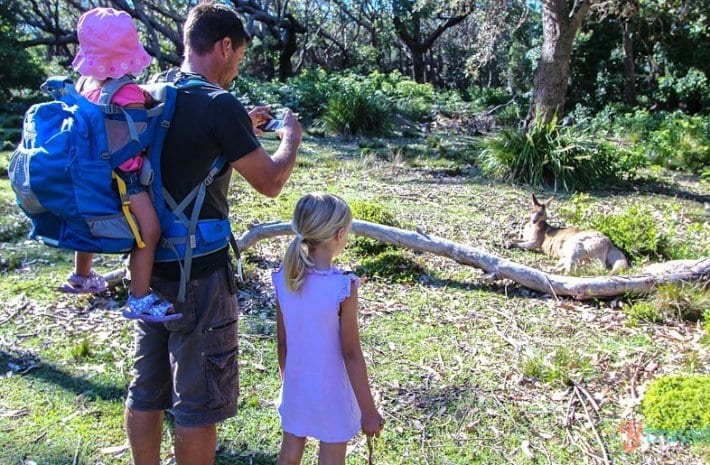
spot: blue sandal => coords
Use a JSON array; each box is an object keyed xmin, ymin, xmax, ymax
[{"xmin": 122, "ymin": 293, "xmax": 182, "ymax": 323}]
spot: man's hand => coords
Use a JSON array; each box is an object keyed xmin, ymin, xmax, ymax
[
  {"xmin": 248, "ymin": 105, "xmax": 271, "ymax": 137},
  {"xmin": 276, "ymin": 109, "xmax": 302, "ymax": 143}
]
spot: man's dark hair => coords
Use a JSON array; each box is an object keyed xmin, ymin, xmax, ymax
[{"xmin": 184, "ymin": 1, "xmax": 251, "ymax": 56}]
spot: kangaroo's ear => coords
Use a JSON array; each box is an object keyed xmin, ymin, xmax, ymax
[
  {"xmin": 543, "ymin": 197, "xmax": 554, "ymax": 207},
  {"xmin": 532, "ymin": 193, "xmax": 540, "ymax": 206}
]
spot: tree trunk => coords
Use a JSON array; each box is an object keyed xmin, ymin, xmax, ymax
[
  {"xmin": 392, "ymin": 4, "xmax": 472, "ymax": 84},
  {"xmin": 622, "ymin": 19, "xmax": 636, "ymax": 106},
  {"xmin": 411, "ymin": 48, "xmax": 426, "ymax": 83},
  {"xmin": 526, "ymin": 0, "xmax": 592, "ymax": 126}
]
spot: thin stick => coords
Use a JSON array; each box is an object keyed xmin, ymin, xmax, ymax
[
  {"xmin": 574, "ymin": 386, "xmax": 610, "ymax": 465},
  {"xmin": 72, "ymin": 439, "xmax": 81, "ymax": 465}
]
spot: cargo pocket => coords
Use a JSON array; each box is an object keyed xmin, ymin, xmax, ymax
[{"xmin": 205, "ymin": 346, "xmax": 239, "ymax": 410}]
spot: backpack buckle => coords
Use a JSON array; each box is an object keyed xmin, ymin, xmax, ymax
[{"xmin": 204, "ymin": 175, "xmax": 214, "ymax": 186}]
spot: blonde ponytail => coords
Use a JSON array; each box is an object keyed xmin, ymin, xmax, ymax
[{"xmin": 283, "ymin": 192, "xmax": 352, "ymax": 291}]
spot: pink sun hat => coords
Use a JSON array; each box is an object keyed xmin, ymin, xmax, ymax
[{"xmin": 72, "ymin": 7, "xmax": 152, "ymax": 80}]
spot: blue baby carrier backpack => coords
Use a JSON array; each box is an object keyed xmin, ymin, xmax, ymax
[{"xmin": 9, "ymin": 75, "xmax": 236, "ymax": 301}]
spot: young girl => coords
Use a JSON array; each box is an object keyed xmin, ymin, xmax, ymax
[
  {"xmin": 271, "ymin": 193, "xmax": 384, "ymax": 465},
  {"xmin": 62, "ymin": 7, "xmax": 179, "ymax": 323}
]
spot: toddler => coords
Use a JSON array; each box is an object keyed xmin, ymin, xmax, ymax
[{"xmin": 62, "ymin": 7, "xmax": 179, "ymax": 323}]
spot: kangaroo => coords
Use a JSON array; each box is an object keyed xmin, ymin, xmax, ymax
[{"xmin": 510, "ymin": 194, "xmax": 628, "ymax": 274}]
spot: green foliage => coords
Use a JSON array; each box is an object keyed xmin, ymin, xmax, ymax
[
  {"xmin": 654, "ymin": 283, "xmax": 710, "ymax": 323},
  {"xmin": 624, "ymin": 301, "xmax": 663, "ymax": 326},
  {"xmin": 354, "ymin": 250, "xmax": 424, "ymax": 283},
  {"xmin": 372, "ymin": 70, "xmax": 436, "ymax": 123},
  {"xmin": 71, "ymin": 338, "xmax": 92, "ymax": 360},
  {"xmin": 589, "ymin": 108, "xmax": 710, "ymax": 174},
  {"xmin": 323, "ymin": 83, "xmax": 393, "ymax": 137},
  {"xmin": 0, "ymin": 1, "xmax": 44, "ymax": 100},
  {"xmin": 235, "ymin": 70, "xmax": 455, "ymax": 132},
  {"xmin": 642, "ymin": 374, "xmax": 710, "ymax": 436},
  {"xmin": 478, "ymin": 116, "xmax": 619, "ymax": 191},
  {"xmin": 520, "ymin": 347, "xmax": 592, "ymax": 386},
  {"xmin": 657, "ymin": 68, "xmax": 709, "ymax": 113},
  {"xmin": 280, "ymin": 68, "xmax": 334, "ymax": 122},
  {"xmin": 591, "ymin": 205, "xmax": 664, "ymax": 260},
  {"xmin": 349, "ymin": 200, "xmax": 399, "ymax": 256},
  {"xmin": 468, "ymin": 87, "xmax": 511, "ymax": 111},
  {"xmin": 232, "ymin": 76, "xmax": 283, "ymax": 109},
  {"xmin": 559, "ymin": 198, "xmax": 707, "ymax": 263}
]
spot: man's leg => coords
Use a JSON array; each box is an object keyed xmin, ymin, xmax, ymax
[
  {"xmin": 174, "ymin": 424, "xmax": 217, "ymax": 465},
  {"xmin": 125, "ymin": 408, "xmax": 163, "ymax": 465}
]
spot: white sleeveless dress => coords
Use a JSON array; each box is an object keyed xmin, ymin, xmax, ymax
[{"xmin": 272, "ymin": 267, "xmax": 361, "ymax": 442}]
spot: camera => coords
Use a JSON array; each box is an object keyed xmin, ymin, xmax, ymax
[{"xmin": 259, "ymin": 118, "xmax": 285, "ymax": 132}]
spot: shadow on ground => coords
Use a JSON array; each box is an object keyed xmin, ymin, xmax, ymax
[{"xmin": 0, "ymin": 350, "xmax": 125, "ymax": 401}]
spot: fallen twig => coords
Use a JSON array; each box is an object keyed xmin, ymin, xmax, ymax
[{"xmin": 574, "ymin": 385, "xmax": 610, "ymax": 465}]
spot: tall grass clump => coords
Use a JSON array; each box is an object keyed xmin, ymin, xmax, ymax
[
  {"xmin": 322, "ymin": 77, "xmax": 393, "ymax": 137},
  {"xmin": 478, "ymin": 115, "xmax": 618, "ymax": 191}
]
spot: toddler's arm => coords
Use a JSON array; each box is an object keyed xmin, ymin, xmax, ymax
[{"xmin": 340, "ymin": 283, "xmax": 383, "ymax": 436}]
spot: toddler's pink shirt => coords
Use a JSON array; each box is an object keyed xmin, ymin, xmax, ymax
[{"xmin": 83, "ymin": 83, "xmax": 145, "ymax": 172}]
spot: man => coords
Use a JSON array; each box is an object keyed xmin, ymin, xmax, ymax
[{"xmin": 123, "ymin": 3, "xmax": 302, "ymax": 464}]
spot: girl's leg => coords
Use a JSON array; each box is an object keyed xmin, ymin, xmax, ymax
[
  {"xmin": 317, "ymin": 441, "xmax": 347, "ymax": 465},
  {"xmin": 276, "ymin": 431, "xmax": 307, "ymax": 465},
  {"xmin": 75, "ymin": 252, "xmax": 94, "ymax": 276},
  {"xmin": 127, "ymin": 191, "xmax": 160, "ymax": 297}
]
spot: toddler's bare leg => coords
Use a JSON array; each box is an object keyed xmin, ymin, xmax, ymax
[
  {"xmin": 75, "ymin": 252, "xmax": 94, "ymax": 276},
  {"xmin": 128, "ymin": 191, "xmax": 160, "ymax": 297}
]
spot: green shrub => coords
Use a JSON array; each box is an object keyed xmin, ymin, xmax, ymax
[
  {"xmin": 520, "ymin": 348, "xmax": 591, "ymax": 386},
  {"xmin": 322, "ymin": 81, "xmax": 393, "ymax": 137},
  {"xmin": 594, "ymin": 109, "xmax": 710, "ymax": 174},
  {"xmin": 656, "ymin": 67, "xmax": 709, "ymax": 113},
  {"xmin": 591, "ymin": 205, "xmax": 667, "ymax": 260},
  {"xmin": 1, "ymin": 113, "xmax": 23, "ymax": 128},
  {"xmin": 468, "ymin": 87, "xmax": 511, "ymax": 111},
  {"xmin": 654, "ymin": 283, "xmax": 710, "ymax": 323},
  {"xmin": 354, "ymin": 250, "xmax": 424, "ymax": 283},
  {"xmin": 380, "ymin": 71, "xmax": 436, "ymax": 123},
  {"xmin": 624, "ymin": 301, "xmax": 663, "ymax": 325},
  {"xmin": 349, "ymin": 200, "xmax": 398, "ymax": 256},
  {"xmin": 478, "ymin": 115, "xmax": 619, "ymax": 191},
  {"xmin": 232, "ymin": 76, "xmax": 282, "ymax": 109},
  {"xmin": 282, "ymin": 69, "xmax": 337, "ymax": 122},
  {"xmin": 642, "ymin": 374, "xmax": 710, "ymax": 441}
]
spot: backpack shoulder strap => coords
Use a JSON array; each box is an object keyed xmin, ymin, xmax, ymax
[{"xmin": 98, "ymin": 75, "xmax": 138, "ymax": 105}]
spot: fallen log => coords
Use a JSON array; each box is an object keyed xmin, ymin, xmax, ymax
[
  {"xmin": 236, "ymin": 220, "xmax": 710, "ymax": 300},
  {"xmin": 106, "ymin": 220, "xmax": 709, "ymax": 299}
]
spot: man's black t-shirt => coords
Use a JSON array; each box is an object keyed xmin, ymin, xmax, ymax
[{"xmin": 152, "ymin": 72, "xmax": 260, "ymax": 280}]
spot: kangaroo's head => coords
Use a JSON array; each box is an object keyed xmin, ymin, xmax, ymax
[{"xmin": 530, "ymin": 194, "xmax": 552, "ymax": 226}]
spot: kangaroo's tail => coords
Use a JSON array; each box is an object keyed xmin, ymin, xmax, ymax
[{"xmin": 606, "ymin": 245, "xmax": 629, "ymax": 274}]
